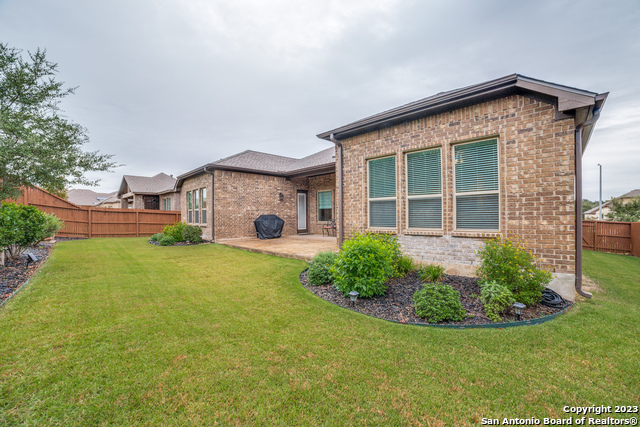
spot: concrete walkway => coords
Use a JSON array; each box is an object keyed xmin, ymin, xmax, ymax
[{"xmin": 217, "ymin": 234, "xmax": 338, "ymax": 261}]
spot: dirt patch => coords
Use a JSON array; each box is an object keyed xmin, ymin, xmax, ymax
[
  {"xmin": 1, "ymin": 244, "xmax": 53, "ymax": 305},
  {"xmin": 301, "ymin": 270, "xmax": 571, "ymax": 326}
]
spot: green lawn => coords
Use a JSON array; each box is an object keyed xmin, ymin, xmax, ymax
[{"xmin": 0, "ymin": 241, "xmax": 638, "ymax": 426}]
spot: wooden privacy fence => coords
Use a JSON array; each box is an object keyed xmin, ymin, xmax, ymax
[
  {"xmin": 6, "ymin": 187, "xmax": 180, "ymax": 238},
  {"xmin": 582, "ymin": 220, "xmax": 640, "ymax": 257}
]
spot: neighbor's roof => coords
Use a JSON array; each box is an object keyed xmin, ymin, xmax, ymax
[
  {"xmin": 584, "ymin": 202, "xmax": 611, "ymax": 215},
  {"xmin": 117, "ymin": 173, "xmax": 177, "ymax": 198},
  {"xmin": 621, "ymin": 189, "xmax": 640, "ymax": 198},
  {"xmin": 94, "ymin": 193, "xmax": 121, "ymax": 206},
  {"xmin": 67, "ymin": 189, "xmax": 117, "ymax": 206},
  {"xmin": 176, "ymin": 147, "xmax": 335, "ymax": 187},
  {"xmin": 317, "ymin": 73, "xmax": 608, "ymax": 151}
]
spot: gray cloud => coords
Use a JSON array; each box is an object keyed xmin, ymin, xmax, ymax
[{"xmin": 1, "ymin": 0, "xmax": 638, "ymax": 201}]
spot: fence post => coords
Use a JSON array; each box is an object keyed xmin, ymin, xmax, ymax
[
  {"xmin": 88, "ymin": 207, "xmax": 92, "ymax": 238},
  {"xmin": 136, "ymin": 211, "xmax": 140, "ymax": 237}
]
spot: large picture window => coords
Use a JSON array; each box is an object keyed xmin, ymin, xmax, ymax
[
  {"xmin": 368, "ymin": 156, "xmax": 396, "ymax": 228},
  {"xmin": 454, "ymin": 139, "xmax": 499, "ymax": 230},
  {"xmin": 317, "ymin": 190, "xmax": 332, "ymax": 221},
  {"xmin": 407, "ymin": 148, "xmax": 442, "ymax": 229}
]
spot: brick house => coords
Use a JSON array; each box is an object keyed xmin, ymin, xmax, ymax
[
  {"xmin": 175, "ymin": 148, "xmax": 336, "ymax": 240},
  {"xmin": 317, "ymin": 74, "xmax": 607, "ymax": 295},
  {"xmin": 116, "ymin": 173, "xmax": 180, "ymax": 210}
]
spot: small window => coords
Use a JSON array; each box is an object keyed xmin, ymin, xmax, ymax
[
  {"xmin": 187, "ymin": 192, "xmax": 193, "ymax": 223},
  {"xmin": 201, "ymin": 188, "xmax": 207, "ymax": 224},
  {"xmin": 407, "ymin": 148, "xmax": 442, "ymax": 229},
  {"xmin": 454, "ymin": 139, "xmax": 499, "ymax": 230},
  {"xmin": 167, "ymin": 198, "xmax": 171, "ymax": 211},
  {"xmin": 368, "ymin": 156, "xmax": 396, "ymax": 228},
  {"xmin": 162, "ymin": 199, "xmax": 167, "ymax": 210},
  {"xmin": 318, "ymin": 190, "xmax": 332, "ymax": 221}
]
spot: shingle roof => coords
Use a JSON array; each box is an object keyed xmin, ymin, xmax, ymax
[
  {"xmin": 621, "ymin": 189, "xmax": 640, "ymax": 198},
  {"xmin": 94, "ymin": 193, "xmax": 121, "ymax": 206},
  {"xmin": 119, "ymin": 173, "xmax": 177, "ymax": 196},
  {"xmin": 176, "ymin": 147, "xmax": 335, "ymax": 186},
  {"xmin": 67, "ymin": 189, "xmax": 117, "ymax": 206}
]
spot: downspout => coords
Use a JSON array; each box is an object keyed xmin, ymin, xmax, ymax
[
  {"xmin": 329, "ymin": 133, "xmax": 344, "ymax": 249},
  {"xmin": 574, "ymin": 106, "xmax": 601, "ymax": 299}
]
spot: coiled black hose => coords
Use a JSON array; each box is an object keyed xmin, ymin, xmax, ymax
[{"xmin": 541, "ymin": 288, "xmax": 567, "ymax": 308}]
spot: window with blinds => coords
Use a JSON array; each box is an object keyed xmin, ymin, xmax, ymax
[
  {"xmin": 368, "ymin": 156, "xmax": 396, "ymax": 228},
  {"xmin": 407, "ymin": 148, "xmax": 442, "ymax": 229},
  {"xmin": 318, "ymin": 190, "xmax": 332, "ymax": 221},
  {"xmin": 187, "ymin": 192, "xmax": 193, "ymax": 223},
  {"xmin": 193, "ymin": 190, "xmax": 200, "ymax": 223},
  {"xmin": 201, "ymin": 188, "xmax": 207, "ymax": 224},
  {"xmin": 454, "ymin": 139, "xmax": 499, "ymax": 230}
]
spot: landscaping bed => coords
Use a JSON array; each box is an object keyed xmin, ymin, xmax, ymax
[
  {"xmin": 1, "ymin": 243, "xmax": 53, "ymax": 305},
  {"xmin": 148, "ymin": 238, "xmax": 211, "ymax": 246},
  {"xmin": 300, "ymin": 270, "xmax": 570, "ymax": 326}
]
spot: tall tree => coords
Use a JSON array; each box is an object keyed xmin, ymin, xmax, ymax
[
  {"xmin": 605, "ymin": 197, "xmax": 640, "ymax": 222},
  {"xmin": 0, "ymin": 43, "xmax": 117, "ymax": 200}
]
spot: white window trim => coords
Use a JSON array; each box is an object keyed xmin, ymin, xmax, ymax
[
  {"xmin": 405, "ymin": 147, "xmax": 443, "ymax": 231},
  {"xmin": 367, "ymin": 154, "xmax": 398, "ymax": 230},
  {"xmin": 452, "ymin": 138, "xmax": 501, "ymax": 232}
]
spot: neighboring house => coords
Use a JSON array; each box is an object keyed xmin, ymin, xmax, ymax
[
  {"xmin": 94, "ymin": 193, "xmax": 122, "ymax": 209},
  {"xmin": 317, "ymin": 74, "xmax": 607, "ymax": 277},
  {"xmin": 116, "ymin": 173, "xmax": 180, "ymax": 210},
  {"xmin": 585, "ymin": 189, "xmax": 640, "ymax": 220},
  {"xmin": 175, "ymin": 148, "xmax": 336, "ymax": 240},
  {"xmin": 67, "ymin": 189, "xmax": 119, "ymax": 207}
]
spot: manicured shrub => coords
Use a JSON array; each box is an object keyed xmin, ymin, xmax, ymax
[
  {"xmin": 412, "ymin": 284, "xmax": 466, "ymax": 323},
  {"xmin": 150, "ymin": 233, "xmax": 163, "ymax": 242},
  {"xmin": 182, "ymin": 224, "xmax": 203, "ymax": 243},
  {"xmin": 159, "ymin": 235, "xmax": 176, "ymax": 246},
  {"xmin": 480, "ymin": 280, "xmax": 515, "ymax": 322},
  {"xmin": 419, "ymin": 264, "xmax": 446, "ymax": 283},
  {"xmin": 0, "ymin": 203, "xmax": 61, "ymax": 259},
  {"xmin": 163, "ymin": 222, "xmax": 186, "ymax": 242},
  {"xmin": 331, "ymin": 233, "xmax": 395, "ymax": 298},
  {"xmin": 477, "ymin": 237, "xmax": 552, "ymax": 306},
  {"xmin": 307, "ymin": 251, "xmax": 338, "ymax": 285},
  {"xmin": 369, "ymin": 233, "xmax": 404, "ymax": 276}
]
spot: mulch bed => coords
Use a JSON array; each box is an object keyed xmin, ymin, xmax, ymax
[
  {"xmin": 148, "ymin": 239, "xmax": 212, "ymax": 246},
  {"xmin": 1, "ymin": 243, "xmax": 53, "ymax": 306},
  {"xmin": 300, "ymin": 270, "xmax": 571, "ymax": 326}
]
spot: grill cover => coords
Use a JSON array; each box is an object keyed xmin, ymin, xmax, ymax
[{"xmin": 254, "ymin": 215, "xmax": 285, "ymax": 239}]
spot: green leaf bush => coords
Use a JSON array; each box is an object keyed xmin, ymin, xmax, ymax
[
  {"xmin": 395, "ymin": 255, "xmax": 416, "ymax": 277},
  {"xmin": 476, "ymin": 237, "xmax": 552, "ymax": 306},
  {"xmin": 159, "ymin": 235, "xmax": 176, "ymax": 246},
  {"xmin": 182, "ymin": 224, "xmax": 203, "ymax": 243},
  {"xmin": 331, "ymin": 233, "xmax": 396, "ymax": 298},
  {"xmin": 480, "ymin": 280, "xmax": 515, "ymax": 322},
  {"xmin": 0, "ymin": 203, "xmax": 62, "ymax": 259},
  {"xmin": 412, "ymin": 284, "xmax": 466, "ymax": 323},
  {"xmin": 419, "ymin": 264, "xmax": 446, "ymax": 283},
  {"xmin": 307, "ymin": 251, "xmax": 338, "ymax": 285},
  {"xmin": 163, "ymin": 222, "xmax": 186, "ymax": 242},
  {"xmin": 150, "ymin": 233, "xmax": 163, "ymax": 242}
]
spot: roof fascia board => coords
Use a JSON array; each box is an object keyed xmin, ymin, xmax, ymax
[{"xmin": 515, "ymin": 79, "xmax": 596, "ymax": 112}]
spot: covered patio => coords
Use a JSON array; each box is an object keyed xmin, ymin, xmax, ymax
[{"xmin": 217, "ymin": 234, "xmax": 337, "ymax": 261}]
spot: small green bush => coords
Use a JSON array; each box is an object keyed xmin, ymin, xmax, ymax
[
  {"xmin": 331, "ymin": 233, "xmax": 395, "ymax": 298},
  {"xmin": 396, "ymin": 255, "xmax": 416, "ymax": 277},
  {"xmin": 35, "ymin": 213, "xmax": 63, "ymax": 245},
  {"xmin": 419, "ymin": 264, "xmax": 446, "ymax": 283},
  {"xmin": 0, "ymin": 203, "xmax": 61, "ymax": 259},
  {"xmin": 369, "ymin": 233, "xmax": 404, "ymax": 276},
  {"xmin": 163, "ymin": 222, "xmax": 186, "ymax": 242},
  {"xmin": 480, "ymin": 280, "xmax": 515, "ymax": 322},
  {"xmin": 182, "ymin": 224, "xmax": 203, "ymax": 243},
  {"xmin": 412, "ymin": 284, "xmax": 466, "ymax": 323},
  {"xmin": 159, "ymin": 235, "xmax": 176, "ymax": 246},
  {"xmin": 307, "ymin": 251, "xmax": 338, "ymax": 285},
  {"xmin": 150, "ymin": 233, "xmax": 163, "ymax": 242},
  {"xmin": 477, "ymin": 237, "xmax": 552, "ymax": 306}
]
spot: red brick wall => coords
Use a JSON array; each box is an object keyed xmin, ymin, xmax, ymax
[
  {"xmin": 308, "ymin": 174, "xmax": 337, "ymax": 235},
  {"xmin": 339, "ymin": 95, "xmax": 576, "ymax": 274},
  {"xmin": 180, "ymin": 173, "xmax": 213, "ymax": 239}
]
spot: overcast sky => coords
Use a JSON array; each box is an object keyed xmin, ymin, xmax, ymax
[{"xmin": 1, "ymin": 0, "xmax": 638, "ymax": 201}]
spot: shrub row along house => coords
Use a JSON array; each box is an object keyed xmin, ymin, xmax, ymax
[{"xmin": 117, "ymin": 74, "xmax": 606, "ymax": 297}]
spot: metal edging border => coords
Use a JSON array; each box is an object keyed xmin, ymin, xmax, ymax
[
  {"xmin": 299, "ymin": 268, "xmax": 574, "ymax": 330},
  {"xmin": 0, "ymin": 250, "xmax": 51, "ymax": 310}
]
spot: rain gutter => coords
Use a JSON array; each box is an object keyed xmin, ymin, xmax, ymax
[{"xmin": 329, "ymin": 134, "xmax": 344, "ymax": 249}]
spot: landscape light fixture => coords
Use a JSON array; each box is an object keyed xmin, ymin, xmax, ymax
[
  {"xmin": 278, "ymin": 192, "xmax": 284, "ymax": 201},
  {"xmin": 512, "ymin": 302, "xmax": 526, "ymax": 321},
  {"xmin": 348, "ymin": 291, "xmax": 359, "ymax": 306}
]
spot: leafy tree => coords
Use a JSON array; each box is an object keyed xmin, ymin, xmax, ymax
[
  {"xmin": 582, "ymin": 199, "xmax": 598, "ymax": 213},
  {"xmin": 605, "ymin": 197, "xmax": 640, "ymax": 222},
  {"xmin": 0, "ymin": 43, "xmax": 117, "ymax": 200}
]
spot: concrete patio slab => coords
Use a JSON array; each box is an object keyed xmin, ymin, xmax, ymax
[{"xmin": 217, "ymin": 234, "xmax": 337, "ymax": 261}]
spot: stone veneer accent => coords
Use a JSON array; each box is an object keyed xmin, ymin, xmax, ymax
[{"xmin": 339, "ymin": 95, "xmax": 576, "ymax": 275}]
